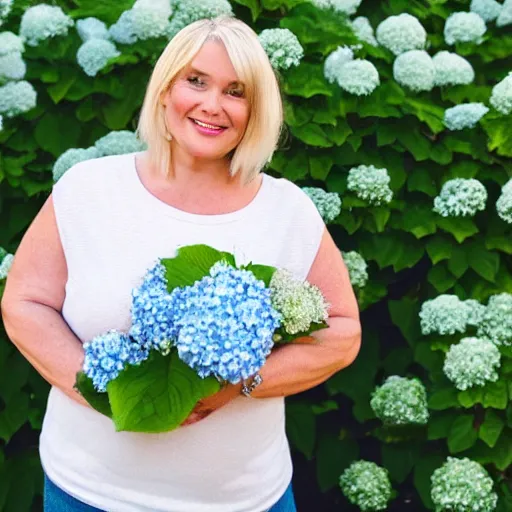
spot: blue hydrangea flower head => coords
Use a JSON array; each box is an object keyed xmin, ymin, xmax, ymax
[
  {"xmin": 419, "ymin": 295, "xmax": 470, "ymax": 335},
  {"xmin": 342, "ymin": 251, "xmax": 368, "ymax": 288},
  {"xmin": 311, "ymin": 0, "xmax": 362, "ymax": 16},
  {"xmin": 433, "ymin": 178, "xmax": 487, "ymax": 217},
  {"xmin": 443, "ymin": 337, "xmax": 501, "ymax": 391},
  {"xmin": 336, "ymin": 59, "xmax": 380, "ymax": 96},
  {"xmin": 497, "ymin": 0, "xmax": 512, "ymax": 27},
  {"xmin": 444, "ymin": 12, "xmax": 486, "ymax": 45},
  {"xmin": 109, "ymin": 11, "xmax": 137, "ymax": 45},
  {"xmin": 443, "ymin": 103, "xmax": 489, "ymax": 130},
  {"xmin": 490, "ymin": 72, "xmax": 512, "ymax": 115},
  {"xmin": 370, "ymin": 375, "xmax": 429, "ymax": 425},
  {"xmin": 19, "ymin": 5, "xmax": 74, "ymax": 47},
  {"xmin": 339, "ymin": 461, "xmax": 392, "ymax": 511},
  {"xmin": 393, "ymin": 50, "xmax": 435, "ymax": 92},
  {"xmin": 302, "ymin": 187, "xmax": 342, "ymax": 222},
  {"xmin": 83, "ymin": 330, "xmax": 149, "ymax": 392},
  {"xmin": 324, "ymin": 46, "xmax": 354, "ymax": 84},
  {"xmin": 470, "ymin": 0, "xmax": 503, "ymax": 22},
  {"xmin": 0, "ymin": 252, "xmax": 13, "ymax": 279},
  {"xmin": 496, "ymin": 178, "xmax": 512, "ymax": 223},
  {"xmin": 258, "ymin": 29, "xmax": 304, "ymax": 71},
  {"xmin": 351, "ymin": 16, "xmax": 378, "ymax": 46},
  {"xmin": 431, "ymin": 457, "xmax": 497, "ymax": 512},
  {"xmin": 0, "ymin": 80, "xmax": 37, "ymax": 118},
  {"xmin": 376, "ymin": 13, "xmax": 427, "ymax": 56},
  {"xmin": 172, "ymin": 262, "xmax": 281, "ymax": 383},
  {"xmin": 52, "ymin": 147, "xmax": 100, "ymax": 182},
  {"xmin": 347, "ymin": 165, "xmax": 393, "ymax": 205},
  {"xmin": 432, "ymin": 51, "xmax": 475, "ymax": 86},
  {"xmin": 477, "ymin": 293, "xmax": 512, "ymax": 346},
  {"xmin": 167, "ymin": 0, "xmax": 233, "ymax": 39},
  {"xmin": 0, "ymin": 52, "xmax": 26, "ymax": 82},
  {"xmin": 76, "ymin": 17, "xmax": 110, "ymax": 42},
  {"xmin": 0, "ymin": 32, "xmax": 25, "ymax": 56},
  {"xmin": 0, "ymin": 0, "xmax": 13, "ymax": 27},
  {"xmin": 94, "ymin": 130, "xmax": 146, "ymax": 156},
  {"xmin": 77, "ymin": 39, "xmax": 120, "ymax": 77}
]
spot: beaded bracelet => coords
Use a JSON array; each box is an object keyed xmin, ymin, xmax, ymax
[{"xmin": 241, "ymin": 373, "xmax": 263, "ymax": 397}]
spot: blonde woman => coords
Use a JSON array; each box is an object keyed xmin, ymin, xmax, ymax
[{"xmin": 2, "ymin": 16, "xmax": 361, "ymax": 512}]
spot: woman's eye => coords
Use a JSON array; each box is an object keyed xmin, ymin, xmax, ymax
[
  {"xmin": 228, "ymin": 88, "xmax": 244, "ymax": 98},
  {"xmin": 187, "ymin": 76, "xmax": 204, "ymax": 86}
]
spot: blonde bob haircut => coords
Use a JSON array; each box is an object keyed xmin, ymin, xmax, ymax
[{"xmin": 137, "ymin": 16, "xmax": 283, "ymax": 185}]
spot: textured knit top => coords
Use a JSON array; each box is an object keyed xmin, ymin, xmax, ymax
[{"xmin": 39, "ymin": 152, "xmax": 324, "ymax": 512}]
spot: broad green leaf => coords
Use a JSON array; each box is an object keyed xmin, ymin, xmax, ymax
[
  {"xmin": 75, "ymin": 372, "xmax": 112, "ymax": 418},
  {"xmin": 0, "ymin": 391, "xmax": 29, "ymax": 443},
  {"xmin": 428, "ymin": 387, "xmax": 459, "ymax": 410},
  {"xmin": 389, "ymin": 298, "xmax": 421, "ymax": 345},
  {"xmin": 381, "ymin": 444, "xmax": 419, "ymax": 483},
  {"xmin": 309, "ymin": 155, "xmax": 334, "ymax": 181},
  {"xmin": 401, "ymin": 204, "xmax": 437, "ymax": 238},
  {"xmin": 479, "ymin": 409, "xmax": 505, "ymax": 448},
  {"xmin": 445, "ymin": 160, "xmax": 480, "ymax": 180},
  {"xmin": 414, "ymin": 454, "xmax": 445, "ymax": 509},
  {"xmin": 290, "ymin": 124, "xmax": 332, "ymax": 147},
  {"xmin": 407, "ymin": 168, "xmax": 437, "ymax": 197},
  {"xmin": 402, "ymin": 97, "xmax": 445, "ymax": 133},
  {"xmin": 108, "ymin": 351, "xmax": 220, "ymax": 433},
  {"xmin": 414, "ymin": 341, "xmax": 443, "ymax": 373},
  {"xmin": 448, "ymin": 414, "xmax": 478, "ymax": 453},
  {"xmin": 436, "ymin": 216, "xmax": 479, "ymax": 243},
  {"xmin": 396, "ymin": 123, "xmax": 431, "ymax": 161},
  {"xmin": 427, "ymin": 411, "xmax": 456, "ymax": 440},
  {"xmin": 323, "ymin": 119, "xmax": 352, "ymax": 146},
  {"xmin": 34, "ymin": 111, "xmax": 82, "ymax": 157},
  {"xmin": 69, "ymin": 0, "xmax": 135, "ymax": 24},
  {"xmin": 47, "ymin": 67, "xmax": 78, "ymax": 104},
  {"xmin": 458, "ymin": 387, "xmax": 484, "ymax": 408},
  {"xmin": 464, "ymin": 431, "xmax": 512, "ymax": 471},
  {"xmin": 426, "ymin": 236, "xmax": 454, "ymax": 264},
  {"xmin": 467, "ymin": 243, "xmax": 500, "ymax": 282},
  {"xmin": 482, "ymin": 380, "xmax": 508, "ymax": 410},
  {"xmin": 428, "ymin": 264, "xmax": 456, "ymax": 292},
  {"xmin": 447, "ymin": 245, "xmax": 469, "ymax": 278},
  {"xmin": 243, "ymin": 263, "xmax": 276, "ymax": 286},
  {"xmin": 285, "ymin": 402, "xmax": 316, "ymax": 460},
  {"xmin": 486, "ymin": 236, "xmax": 512, "ymax": 255},
  {"xmin": 482, "ymin": 116, "xmax": 512, "ymax": 157},
  {"xmin": 283, "ymin": 63, "xmax": 333, "ymax": 98}
]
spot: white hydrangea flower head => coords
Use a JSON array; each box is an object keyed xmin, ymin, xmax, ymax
[
  {"xmin": 443, "ymin": 103, "xmax": 489, "ymax": 130},
  {"xmin": 477, "ymin": 293, "xmax": 512, "ymax": 346},
  {"xmin": 347, "ymin": 165, "xmax": 393, "ymax": 205},
  {"xmin": 0, "ymin": 253, "xmax": 14, "ymax": 279},
  {"xmin": 376, "ymin": 13, "xmax": 427, "ymax": 56},
  {"xmin": 432, "ymin": 51, "xmax": 475, "ymax": 86},
  {"xmin": 94, "ymin": 130, "xmax": 146, "ymax": 157},
  {"xmin": 109, "ymin": 11, "xmax": 137, "ymax": 45},
  {"xmin": 52, "ymin": 147, "xmax": 100, "ymax": 182},
  {"xmin": 0, "ymin": 0, "xmax": 12, "ymax": 27},
  {"xmin": 311, "ymin": 0, "xmax": 362, "ymax": 16},
  {"xmin": 167, "ymin": 0, "xmax": 233, "ymax": 39},
  {"xmin": 0, "ymin": 52, "xmax": 26, "ymax": 82},
  {"xmin": 0, "ymin": 80, "xmax": 37, "ymax": 118},
  {"xmin": 336, "ymin": 59, "xmax": 380, "ymax": 96},
  {"xmin": 76, "ymin": 39, "xmax": 120, "ymax": 77},
  {"xmin": 490, "ymin": 72, "xmax": 512, "ymax": 115},
  {"xmin": 76, "ymin": 18, "xmax": 110, "ymax": 42},
  {"xmin": 302, "ymin": 187, "xmax": 342, "ymax": 222},
  {"xmin": 324, "ymin": 46, "xmax": 354, "ymax": 84},
  {"xmin": 370, "ymin": 376, "xmax": 429, "ymax": 425},
  {"xmin": 130, "ymin": 0, "xmax": 172, "ymax": 40},
  {"xmin": 393, "ymin": 50, "xmax": 435, "ymax": 92},
  {"xmin": 497, "ymin": 0, "xmax": 512, "ymax": 27},
  {"xmin": 496, "ymin": 178, "xmax": 512, "ymax": 223},
  {"xmin": 419, "ymin": 295, "xmax": 469, "ymax": 335},
  {"xmin": 470, "ymin": 0, "xmax": 503, "ymax": 22},
  {"xmin": 342, "ymin": 251, "xmax": 368, "ymax": 288},
  {"xmin": 431, "ymin": 457, "xmax": 497, "ymax": 512},
  {"xmin": 444, "ymin": 12, "xmax": 487, "ymax": 46},
  {"xmin": 443, "ymin": 337, "xmax": 501, "ymax": 391},
  {"xmin": 0, "ymin": 113, "xmax": 3, "ymax": 131},
  {"xmin": 464, "ymin": 299, "xmax": 486, "ymax": 326},
  {"xmin": 19, "ymin": 5, "xmax": 74, "ymax": 47},
  {"xmin": 433, "ymin": 178, "xmax": 487, "ymax": 217},
  {"xmin": 258, "ymin": 29, "xmax": 304, "ymax": 71},
  {"xmin": 269, "ymin": 269, "xmax": 329, "ymax": 335},
  {"xmin": 339, "ymin": 461, "xmax": 392, "ymax": 511},
  {"xmin": 0, "ymin": 32, "xmax": 25, "ymax": 56},
  {"xmin": 351, "ymin": 17, "xmax": 378, "ymax": 46}
]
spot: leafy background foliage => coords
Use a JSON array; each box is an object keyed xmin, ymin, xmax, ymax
[{"xmin": 0, "ymin": 0, "xmax": 511, "ymax": 510}]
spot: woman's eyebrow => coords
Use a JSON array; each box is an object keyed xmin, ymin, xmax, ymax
[{"xmin": 188, "ymin": 67, "xmax": 242, "ymax": 86}]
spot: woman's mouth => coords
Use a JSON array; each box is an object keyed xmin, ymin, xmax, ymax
[{"xmin": 190, "ymin": 118, "xmax": 227, "ymax": 135}]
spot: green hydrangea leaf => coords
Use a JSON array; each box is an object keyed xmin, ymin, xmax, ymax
[
  {"xmin": 285, "ymin": 401, "xmax": 316, "ymax": 460},
  {"xmin": 448, "ymin": 414, "xmax": 478, "ymax": 453},
  {"xmin": 479, "ymin": 409, "xmax": 505, "ymax": 448},
  {"xmin": 436, "ymin": 216, "xmax": 479, "ymax": 243},
  {"xmin": 75, "ymin": 372, "xmax": 113, "ymax": 418}
]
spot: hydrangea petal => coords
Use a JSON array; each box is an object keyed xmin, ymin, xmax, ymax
[
  {"xmin": 443, "ymin": 103, "xmax": 489, "ymax": 130},
  {"xmin": 76, "ymin": 17, "xmax": 110, "ymax": 42},
  {"xmin": 433, "ymin": 178, "xmax": 487, "ymax": 217},
  {"xmin": 77, "ymin": 39, "xmax": 120, "ymax": 77},
  {"xmin": 258, "ymin": 28, "xmax": 304, "ymax": 71},
  {"xmin": 0, "ymin": 52, "xmax": 26, "ymax": 82},
  {"xmin": 393, "ymin": 50, "xmax": 435, "ymax": 92},
  {"xmin": 302, "ymin": 187, "xmax": 342, "ymax": 222},
  {"xmin": 336, "ymin": 59, "xmax": 380, "ymax": 96},
  {"xmin": 444, "ymin": 12, "xmax": 486, "ymax": 45},
  {"xmin": 347, "ymin": 165, "xmax": 393, "ymax": 205},
  {"xmin": 0, "ymin": 80, "xmax": 37, "ymax": 118},
  {"xmin": 351, "ymin": 16, "xmax": 378, "ymax": 46},
  {"xmin": 323, "ymin": 45, "xmax": 354, "ymax": 84},
  {"xmin": 376, "ymin": 13, "xmax": 427, "ymax": 55},
  {"xmin": 432, "ymin": 51, "xmax": 475, "ymax": 86},
  {"xmin": 0, "ymin": 31, "xmax": 24, "ymax": 56},
  {"xmin": 19, "ymin": 5, "xmax": 74, "ymax": 47}
]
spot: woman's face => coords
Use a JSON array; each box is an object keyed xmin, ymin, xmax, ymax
[{"xmin": 161, "ymin": 40, "xmax": 250, "ymax": 163}]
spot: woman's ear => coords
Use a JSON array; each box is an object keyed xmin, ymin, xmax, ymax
[{"xmin": 159, "ymin": 89, "xmax": 168, "ymax": 107}]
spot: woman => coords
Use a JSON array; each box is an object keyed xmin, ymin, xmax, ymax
[{"xmin": 1, "ymin": 16, "xmax": 361, "ymax": 512}]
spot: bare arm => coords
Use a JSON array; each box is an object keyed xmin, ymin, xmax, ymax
[{"xmin": 1, "ymin": 195, "xmax": 89, "ymax": 407}]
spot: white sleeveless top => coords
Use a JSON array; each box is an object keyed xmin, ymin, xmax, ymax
[{"xmin": 39, "ymin": 152, "xmax": 324, "ymax": 512}]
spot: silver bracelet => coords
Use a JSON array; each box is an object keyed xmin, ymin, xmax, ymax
[{"xmin": 241, "ymin": 373, "xmax": 263, "ymax": 397}]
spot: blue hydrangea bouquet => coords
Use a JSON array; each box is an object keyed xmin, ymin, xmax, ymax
[{"xmin": 74, "ymin": 245, "xmax": 329, "ymax": 433}]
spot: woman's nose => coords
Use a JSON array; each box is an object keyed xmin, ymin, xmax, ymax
[{"xmin": 201, "ymin": 89, "xmax": 222, "ymax": 115}]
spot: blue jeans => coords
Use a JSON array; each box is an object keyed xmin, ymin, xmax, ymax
[{"xmin": 44, "ymin": 474, "xmax": 297, "ymax": 512}]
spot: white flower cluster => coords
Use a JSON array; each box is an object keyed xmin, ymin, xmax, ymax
[
  {"xmin": 52, "ymin": 147, "xmax": 100, "ymax": 182},
  {"xmin": 433, "ymin": 178, "xmax": 487, "ymax": 217},
  {"xmin": 444, "ymin": 337, "xmax": 501, "ymax": 390},
  {"xmin": 302, "ymin": 187, "xmax": 342, "ymax": 222},
  {"xmin": 339, "ymin": 461, "xmax": 392, "ymax": 511},
  {"xmin": 393, "ymin": 50, "xmax": 435, "ymax": 92},
  {"xmin": 444, "ymin": 103, "xmax": 489, "ymax": 130},
  {"xmin": 470, "ymin": 0, "xmax": 502, "ymax": 22},
  {"xmin": 370, "ymin": 376, "xmax": 429, "ymax": 425},
  {"xmin": 0, "ymin": 252, "xmax": 13, "ymax": 279},
  {"xmin": 431, "ymin": 457, "xmax": 497, "ymax": 512},
  {"xmin": 464, "ymin": 299, "xmax": 486, "ymax": 326},
  {"xmin": 0, "ymin": 31, "xmax": 26, "ymax": 84},
  {"xmin": 0, "ymin": 113, "xmax": 3, "ymax": 131},
  {"xmin": 77, "ymin": 39, "xmax": 120, "ymax": 77},
  {"xmin": 19, "ymin": 5, "xmax": 74, "ymax": 47},
  {"xmin": 444, "ymin": 12, "xmax": 487, "ymax": 45},
  {"xmin": 0, "ymin": 31, "xmax": 24, "ymax": 55},
  {"xmin": 76, "ymin": 17, "xmax": 110, "ymax": 42},
  {"xmin": 477, "ymin": 293, "xmax": 512, "ymax": 346},
  {"xmin": 376, "ymin": 14, "xmax": 427, "ymax": 55},
  {"xmin": 311, "ymin": 0, "xmax": 362, "ymax": 16},
  {"xmin": 324, "ymin": 46, "xmax": 354, "ymax": 84},
  {"xmin": 342, "ymin": 251, "xmax": 368, "ymax": 288},
  {"xmin": 347, "ymin": 165, "xmax": 393, "ymax": 205},
  {"xmin": 166, "ymin": 0, "xmax": 233, "ymax": 39},
  {"xmin": 0, "ymin": 0, "xmax": 12, "ymax": 27},
  {"xmin": 497, "ymin": 0, "xmax": 512, "ymax": 27},
  {"xmin": 496, "ymin": 179, "xmax": 512, "ymax": 223},
  {"xmin": 94, "ymin": 130, "xmax": 146, "ymax": 157},
  {"xmin": 351, "ymin": 17, "xmax": 378, "ymax": 46},
  {"xmin": 258, "ymin": 29, "xmax": 304, "ymax": 71},
  {"xmin": 0, "ymin": 80, "xmax": 37, "ymax": 117},
  {"xmin": 420, "ymin": 295, "xmax": 470, "ymax": 336},
  {"xmin": 269, "ymin": 269, "xmax": 329, "ymax": 335},
  {"xmin": 433, "ymin": 51, "xmax": 475, "ymax": 86},
  {"xmin": 490, "ymin": 72, "xmax": 512, "ymax": 115}
]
